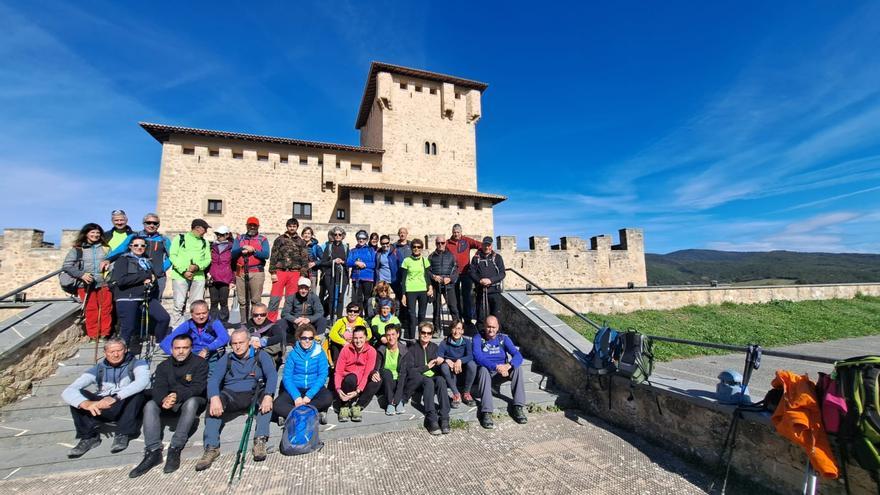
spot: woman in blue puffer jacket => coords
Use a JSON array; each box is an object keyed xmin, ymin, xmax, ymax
[{"xmin": 273, "ymin": 324, "xmax": 333, "ymax": 422}]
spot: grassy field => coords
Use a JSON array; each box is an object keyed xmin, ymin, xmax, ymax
[{"xmin": 559, "ymin": 294, "xmax": 880, "ymax": 362}]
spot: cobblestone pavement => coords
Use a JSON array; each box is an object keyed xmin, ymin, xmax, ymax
[{"xmin": 0, "ymin": 412, "xmax": 714, "ymax": 495}]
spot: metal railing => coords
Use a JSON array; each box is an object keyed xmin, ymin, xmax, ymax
[{"xmin": 0, "ymin": 269, "xmax": 69, "ymax": 303}]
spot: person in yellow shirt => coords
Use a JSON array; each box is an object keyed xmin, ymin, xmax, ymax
[{"xmin": 328, "ymin": 302, "xmax": 370, "ymax": 363}]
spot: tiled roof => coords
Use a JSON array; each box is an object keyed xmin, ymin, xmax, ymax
[{"xmin": 340, "ymin": 182, "xmax": 506, "ymax": 204}]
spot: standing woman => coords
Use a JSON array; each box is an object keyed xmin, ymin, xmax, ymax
[
  {"xmin": 208, "ymin": 226, "xmax": 235, "ymax": 323},
  {"xmin": 110, "ymin": 236, "xmax": 171, "ymax": 348},
  {"xmin": 400, "ymin": 239, "xmax": 433, "ymax": 340},
  {"xmin": 62, "ymin": 223, "xmax": 112, "ymax": 340},
  {"xmin": 302, "ymin": 227, "xmax": 322, "ymax": 290},
  {"xmin": 368, "ymin": 232, "xmax": 380, "ymax": 252}
]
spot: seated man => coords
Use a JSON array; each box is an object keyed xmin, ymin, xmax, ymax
[
  {"xmin": 243, "ymin": 302, "xmax": 288, "ymax": 368},
  {"xmin": 472, "ymin": 316, "xmax": 528, "ymax": 429},
  {"xmin": 195, "ymin": 328, "xmax": 277, "ymax": 471},
  {"xmin": 281, "ymin": 277, "xmax": 328, "ymax": 335},
  {"xmin": 374, "ymin": 324, "xmax": 408, "ymax": 415},
  {"xmin": 438, "ymin": 318, "xmax": 478, "ymax": 408},
  {"xmin": 401, "ymin": 322, "xmax": 450, "ymax": 435},
  {"xmin": 161, "ymin": 299, "xmax": 229, "ymax": 370},
  {"xmin": 61, "ymin": 338, "xmax": 150, "ymax": 458},
  {"xmin": 370, "ymin": 298, "xmax": 401, "ymax": 347},
  {"xmin": 273, "ymin": 324, "xmax": 333, "ymax": 424},
  {"xmin": 129, "ymin": 334, "xmax": 208, "ymax": 477},
  {"xmin": 334, "ymin": 326, "xmax": 380, "ymax": 423}
]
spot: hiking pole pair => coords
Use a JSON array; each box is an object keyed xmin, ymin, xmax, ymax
[
  {"xmin": 139, "ymin": 281, "xmax": 154, "ymax": 363},
  {"xmin": 229, "ymin": 383, "xmax": 264, "ymax": 484},
  {"xmin": 242, "ymin": 254, "xmax": 252, "ymax": 324}
]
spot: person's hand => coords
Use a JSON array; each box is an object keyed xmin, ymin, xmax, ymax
[
  {"xmin": 81, "ymin": 273, "xmax": 94, "ymax": 284},
  {"xmin": 370, "ymin": 371, "xmax": 381, "ymax": 383},
  {"xmin": 480, "ymin": 278, "xmax": 492, "ymax": 286},
  {"xmin": 295, "ymin": 317, "xmax": 310, "ymax": 326},
  {"xmin": 259, "ymin": 395, "xmax": 273, "ymax": 414},
  {"xmin": 428, "ymin": 357, "xmax": 443, "ymax": 368},
  {"xmin": 445, "ymin": 359, "xmax": 455, "ymax": 368},
  {"xmin": 432, "ymin": 275, "xmax": 442, "ymax": 282},
  {"xmin": 188, "ymin": 264, "xmax": 199, "ymax": 272},
  {"xmin": 443, "ymin": 277, "xmax": 451, "ymax": 285},
  {"xmin": 209, "ymin": 396, "xmax": 224, "ymax": 417},
  {"xmin": 496, "ymin": 363, "xmax": 511, "ymax": 377},
  {"xmin": 162, "ymin": 393, "xmax": 177, "ymax": 409},
  {"xmin": 294, "ymin": 396, "xmax": 304, "ymax": 407},
  {"xmin": 337, "ymin": 390, "xmax": 354, "ymax": 402},
  {"xmin": 454, "ymin": 360, "xmax": 462, "ymax": 374},
  {"xmin": 355, "ymin": 261, "xmax": 365, "ymax": 269},
  {"xmin": 144, "ymin": 278, "xmax": 153, "ymax": 285},
  {"xmin": 242, "ymin": 245, "xmax": 254, "ymax": 255},
  {"xmin": 184, "ymin": 271, "xmax": 194, "ymax": 281},
  {"xmin": 99, "ymin": 260, "xmax": 110, "ymax": 272},
  {"xmin": 250, "ymin": 337, "xmax": 263, "ymax": 349},
  {"xmin": 229, "ymin": 283, "xmax": 235, "ymax": 289},
  {"xmin": 380, "ymin": 335, "xmax": 388, "ymax": 345},
  {"xmin": 302, "ymin": 396, "xmax": 311, "ymax": 405},
  {"xmin": 334, "ymin": 258, "xmax": 344, "ymax": 265},
  {"xmin": 96, "ymin": 396, "xmax": 117, "ymax": 410},
  {"xmin": 271, "ymin": 273, "xmax": 278, "ymax": 283},
  {"xmin": 401, "ymin": 295, "xmax": 407, "ymax": 306},
  {"xmin": 80, "ymin": 400, "xmax": 102, "ymax": 416},
  {"xmin": 308, "ymin": 261, "xmax": 316, "ymax": 270},
  {"xmin": 427, "ymin": 287, "xmax": 434, "ymax": 298},
  {"xmin": 198, "ymin": 349, "xmax": 208, "ymax": 358}
]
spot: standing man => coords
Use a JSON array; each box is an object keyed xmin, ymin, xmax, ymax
[
  {"xmin": 232, "ymin": 217, "xmax": 270, "ymax": 323},
  {"xmin": 469, "ymin": 236, "xmax": 505, "ymax": 329},
  {"xmin": 169, "ymin": 219, "xmax": 212, "ymax": 326},
  {"xmin": 428, "ymin": 234, "xmax": 459, "ymax": 334},
  {"xmin": 319, "ymin": 226, "xmax": 349, "ymax": 319},
  {"xmin": 268, "ymin": 218, "xmax": 308, "ymax": 322},
  {"xmin": 472, "ymin": 316, "xmax": 527, "ymax": 429},
  {"xmin": 105, "ymin": 209, "xmax": 134, "ymax": 251},
  {"xmin": 107, "ymin": 213, "xmax": 172, "ymax": 298},
  {"xmin": 447, "ymin": 224, "xmax": 482, "ymax": 328},
  {"xmin": 347, "ymin": 229, "xmax": 376, "ymax": 314}
]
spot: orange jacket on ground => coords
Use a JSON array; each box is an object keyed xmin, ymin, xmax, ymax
[{"xmin": 770, "ymin": 370, "xmax": 839, "ymax": 479}]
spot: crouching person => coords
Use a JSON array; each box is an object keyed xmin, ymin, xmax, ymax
[
  {"xmin": 130, "ymin": 334, "xmax": 208, "ymax": 477},
  {"xmin": 273, "ymin": 324, "xmax": 333, "ymax": 424},
  {"xmin": 375, "ymin": 324, "xmax": 408, "ymax": 415},
  {"xmin": 473, "ymin": 316, "xmax": 528, "ymax": 429},
  {"xmin": 334, "ymin": 326, "xmax": 380, "ymax": 423},
  {"xmin": 195, "ymin": 328, "xmax": 277, "ymax": 471},
  {"xmin": 438, "ymin": 319, "xmax": 477, "ymax": 408},
  {"xmin": 61, "ymin": 338, "xmax": 149, "ymax": 458}
]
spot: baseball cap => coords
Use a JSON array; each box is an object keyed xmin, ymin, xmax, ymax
[
  {"xmin": 379, "ymin": 298, "xmax": 393, "ymax": 308},
  {"xmin": 298, "ymin": 277, "xmax": 312, "ymax": 288},
  {"xmin": 214, "ymin": 225, "xmax": 230, "ymax": 235},
  {"xmin": 246, "ymin": 216, "xmax": 260, "ymax": 226},
  {"xmin": 191, "ymin": 219, "xmax": 211, "ymax": 230},
  {"xmin": 482, "ymin": 236, "xmax": 493, "ymax": 245}
]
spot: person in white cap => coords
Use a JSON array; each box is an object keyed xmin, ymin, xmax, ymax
[
  {"xmin": 208, "ymin": 225, "xmax": 235, "ymax": 323},
  {"xmin": 281, "ymin": 276, "xmax": 327, "ymax": 335}
]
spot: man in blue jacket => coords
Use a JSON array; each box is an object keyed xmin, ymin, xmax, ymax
[
  {"xmin": 196, "ymin": 328, "xmax": 277, "ymax": 471},
  {"xmin": 106, "ymin": 213, "xmax": 172, "ymax": 296},
  {"xmin": 160, "ymin": 300, "xmax": 229, "ymax": 370},
  {"xmin": 347, "ymin": 229, "xmax": 377, "ymax": 315},
  {"xmin": 472, "ymin": 315, "xmax": 527, "ymax": 429}
]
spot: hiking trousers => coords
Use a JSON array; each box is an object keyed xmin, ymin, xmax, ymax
[
  {"xmin": 203, "ymin": 389, "xmax": 270, "ymax": 448},
  {"xmin": 268, "ymin": 270, "xmax": 303, "ymax": 321},
  {"xmin": 142, "ymin": 396, "xmax": 205, "ymax": 451},
  {"xmin": 431, "ymin": 282, "xmax": 459, "ymax": 335},
  {"xmin": 171, "ymin": 278, "xmax": 205, "ymax": 327},
  {"xmin": 208, "ymin": 282, "xmax": 230, "ymax": 322},
  {"xmin": 236, "ymin": 271, "xmax": 265, "ymax": 322},
  {"xmin": 405, "ymin": 291, "xmax": 428, "ymax": 340},
  {"xmin": 77, "ymin": 286, "xmax": 113, "ymax": 338},
  {"xmin": 476, "ymin": 365, "xmax": 526, "ymax": 413},
  {"xmin": 70, "ymin": 389, "xmax": 145, "ymax": 439},
  {"xmin": 274, "ymin": 386, "xmax": 333, "ymax": 418},
  {"xmin": 116, "ymin": 298, "xmax": 170, "ymax": 349},
  {"xmin": 379, "ymin": 368, "xmax": 404, "ymax": 406},
  {"xmin": 404, "ymin": 373, "xmax": 450, "ymax": 424},
  {"xmin": 337, "ymin": 373, "xmax": 380, "ymax": 408},
  {"xmin": 440, "ymin": 360, "xmax": 477, "ymax": 397}
]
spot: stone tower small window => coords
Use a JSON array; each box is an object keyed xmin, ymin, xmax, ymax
[
  {"xmin": 422, "ymin": 197, "xmax": 432, "ymax": 207},
  {"xmin": 336, "ymin": 208, "xmax": 346, "ymax": 220},
  {"xmin": 424, "ymin": 141, "xmax": 430, "ymax": 154},
  {"xmin": 351, "ymin": 163, "xmax": 362, "ymax": 171},
  {"xmin": 429, "ymin": 87, "xmax": 437, "ymax": 95},
  {"xmin": 399, "ymin": 82, "xmax": 407, "ymax": 90},
  {"xmin": 457, "ymin": 200, "xmax": 465, "ymax": 209},
  {"xmin": 440, "ymin": 199, "xmax": 449, "ymax": 209},
  {"xmin": 182, "ymin": 147, "xmax": 195, "ymax": 155},
  {"xmin": 364, "ymin": 194, "xmax": 374, "ymax": 204},
  {"xmin": 474, "ymin": 201, "xmax": 483, "ymax": 211},
  {"xmin": 431, "ymin": 143, "xmax": 437, "ymax": 155},
  {"xmin": 207, "ymin": 199, "xmax": 223, "ymax": 215},
  {"xmin": 415, "ymin": 85, "xmax": 422, "ymax": 92},
  {"xmin": 384, "ymin": 195, "xmax": 394, "ymax": 205},
  {"xmin": 293, "ymin": 202, "xmax": 312, "ymax": 220},
  {"xmin": 209, "ymin": 149, "xmax": 219, "ymax": 157}
]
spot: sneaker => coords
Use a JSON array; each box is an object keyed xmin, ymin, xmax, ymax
[
  {"xmin": 351, "ymin": 405, "xmax": 363, "ymax": 422},
  {"xmin": 129, "ymin": 449, "xmax": 163, "ymax": 478},
  {"xmin": 195, "ymin": 447, "xmax": 220, "ymax": 471},
  {"xmin": 512, "ymin": 405, "xmax": 528, "ymax": 424},
  {"xmin": 451, "ymin": 394, "xmax": 462, "ymax": 409},
  {"xmin": 163, "ymin": 447, "xmax": 182, "ymax": 474},
  {"xmin": 440, "ymin": 419, "xmax": 451, "ymax": 434},
  {"xmin": 253, "ymin": 436, "xmax": 268, "ymax": 462},
  {"xmin": 68, "ymin": 436, "xmax": 101, "ymax": 458},
  {"xmin": 338, "ymin": 406, "xmax": 351, "ymax": 422},
  {"xmin": 427, "ymin": 421, "xmax": 442, "ymax": 435},
  {"xmin": 462, "ymin": 392, "xmax": 475, "ymax": 406},
  {"xmin": 479, "ymin": 413, "xmax": 495, "ymax": 430},
  {"xmin": 319, "ymin": 411, "xmax": 327, "ymax": 425},
  {"xmin": 110, "ymin": 434, "xmax": 130, "ymax": 454},
  {"xmin": 386, "ymin": 404, "xmax": 396, "ymax": 416},
  {"xmin": 395, "ymin": 402, "xmax": 406, "ymax": 415}
]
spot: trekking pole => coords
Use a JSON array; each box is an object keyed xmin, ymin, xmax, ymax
[
  {"xmin": 140, "ymin": 282, "xmax": 154, "ymax": 362},
  {"xmin": 331, "ymin": 262, "xmax": 338, "ymax": 319},
  {"xmin": 243, "ymin": 254, "xmax": 251, "ymax": 324},
  {"xmin": 802, "ymin": 457, "xmax": 817, "ymax": 495},
  {"xmin": 229, "ymin": 382, "xmax": 263, "ymax": 484},
  {"xmin": 77, "ymin": 284, "xmax": 92, "ymax": 331}
]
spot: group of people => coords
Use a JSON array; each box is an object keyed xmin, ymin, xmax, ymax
[{"xmin": 59, "ymin": 210, "xmax": 526, "ymax": 478}]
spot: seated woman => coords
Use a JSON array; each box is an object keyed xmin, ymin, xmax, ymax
[
  {"xmin": 273, "ymin": 324, "xmax": 333, "ymax": 424},
  {"xmin": 334, "ymin": 326, "xmax": 380, "ymax": 423},
  {"xmin": 370, "ymin": 299, "xmax": 401, "ymax": 347},
  {"xmin": 110, "ymin": 235, "xmax": 170, "ymax": 351},
  {"xmin": 328, "ymin": 302, "xmax": 371, "ymax": 364},
  {"xmin": 438, "ymin": 319, "xmax": 477, "ymax": 408},
  {"xmin": 366, "ymin": 281, "xmax": 398, "ymax": 319}
]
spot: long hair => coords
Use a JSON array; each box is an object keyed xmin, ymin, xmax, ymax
[{"xmin": 74, "ymin": 223, "xmax": 108, "ymax": 248}]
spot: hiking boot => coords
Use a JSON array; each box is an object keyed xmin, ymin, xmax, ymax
[
  {"xmin": 395, "ymin": 402, "xmax": 406, "ymax": 415},
  {"xmin": 68, "ymin": 436, "xmax": 101, "ymax": 458},
  {"xmin": 479, "ymin": 413, "xmax": 495, "ymax": 430},
  {"xmin": 451, "ymin": 394, "xmax": 462, "ymax": 409},
  {"xmin": 462, "ymin": 392, "xmax": 475, "ymax": 406},
  {"xmin": 163, "ymin": 447, "xmax": 182, "ymax": 474},
  {"xmin": 110, "ymin": 434, "xmax": 131, "ymax": 453},
  {"xmin": 440, "ymin": 419, "xmax": 451, "ymax": 434},
  {"xmin": 195, "ymin": 447, "xmax": 220, "ymax": 471},
  {"xmin": 319, "ymin": 411, "xmax": 327, "ymax": 425},
  {"xmin": 385, "ymin": 404, "xmax": 396, "ymax": 416},
  {"xmin": 253, "ymin": 436, "xmax": 268, "ymax": 462},
  {"xmin": 129, "ymin": 449, "xmax": 162, "ymax": 478},
  {"xmin": 512, "ymin": 405, "xmax": 528, "ymax": 424},
  {"xmin": 427, "ymin": 421, "xmax": 442, "ymax": 436},
  {"xmin": 338, "ymin": 406, "xmax": 351, "ymax": 422},
  {"xmin": 351, "ymin": 405, "xmax": 363, "ymax": 422}
]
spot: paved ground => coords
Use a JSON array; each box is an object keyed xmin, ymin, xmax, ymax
[{"xmin": 0, "ymin": 412, "xmax": 716, "ymax": 495}]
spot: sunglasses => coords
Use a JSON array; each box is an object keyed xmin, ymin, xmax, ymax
[
  {"xmin": 334, "ymin": 233, "xmax": 344, "ymax": 237},
  {"xmin": 412, "ymin": 246, "xmax": 423, "ymax": 250},
  {"xmin": 130, "ymin": 244, "xmax": 147, "ymax": 248},
  {"xmin": 381, "ymin": 242, "xmax": 390, "ymax": 246},
  {"xmin": 144, "ymin": 221, "xmax": 159, "ymax": 226},
  {"xmin": 252, "ymin": 313, "xmax": 267, "ymax": 318},
  {"xmin": 419, "ymin": 331, "xmax": 433, "ymax": 335},
  {"xmin": 299, "ymin": 336, "xmax": 315, "ymax": 341},
  {"xmin": 347, "ymin": 309, "xmax": 360, "ymax": 314}
]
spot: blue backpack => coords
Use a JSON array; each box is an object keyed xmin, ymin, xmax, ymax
[
  {"xmin": 279, "ymin": 405, "xmax": 324, "ymax": 456},
  {"xmin": 586, "ymin": 325, "xmax": 622, "ymax": 375}
]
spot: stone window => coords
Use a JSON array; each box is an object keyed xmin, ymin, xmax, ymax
[
  {"xmin": 455, "ymin": 92, "xmax": 461, "ymax": 99},
  {"xmin": 431, "ymin": 143, "xmax": 437, "ymax": 155},
  {"xmin": 422, "ymin": 197, "xmax": 432, "ymax": 207},
  {"xmin": 364, "ymin": 194, "xmax": 374, "ymax": 204},
  {"xmin": 399, "ymin": 82, "xmax": 407, "ymax": 90},
  {"xmin": 257, "ymin": 153, "xmax": 268, "ymax": 162},
  {"xmin": 299, "ymin": 157, "xmax": 308, "ymax": 166},
  {"xmin": 233, "ymin": 151, "xmax": 243, "ymax": 159},
  {"xmin": 415, "ymin": 85, "xmax": 422, "ymax": 92},
  {"xmin": 457, "ymin": 200, "xmax": 465, "ymax": 210},
  {"xmin": 209, "ymin": 149, "xmax": 219, "ymax": 157},
  {"xmin": 293, "ymin": 202, "xmax": 312, "ymax": 220},
  {"xmin": 429, "ymin": 87, "xmax": 437, "ymax": 95},
  {"xmin": 404, "ymin": 196, "xmax": 413, "ymax": 206},
  {"xmin": 372, "ymin": 163, "xmax": 382, "ymax": 173},
  {"xmin": 318, "ymin": 158, "xmax": 324, "ymax": 166},
  {"xmin": 440, "ymin": 199, "xmax": 449, "ymax": 209},
  {"xmin": 384, "ymin": 195, "xmax": 394, "ymax": 205},
  {"xmin": 474, "ymin": 201, "xmax": 483, "ymax": 211},
  {"xmin": 280, "ymin": 155, "xmax": 288, "ymax": 164},
  {"xmin": 424, "ymin": 141, "xmax": 430, "ymax": 154},
  {"xmin": 182, "ymin": 147, "xmax": 195, "ymax": 155},
  {"xmin": 336, "ymin": 208, "xmax": 346, "ymax": 220},
  {"xmin": 351, "ymin": 163, "xmax": 362, "ymax": 171},
  {"xmin": 207, "ymin": 199, "xmax": 223, "ymax": 215}
]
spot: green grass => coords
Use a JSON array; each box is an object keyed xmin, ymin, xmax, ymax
[{"xmin": 559, "ymin": 295, "xmax": 880, "ymax": 361}]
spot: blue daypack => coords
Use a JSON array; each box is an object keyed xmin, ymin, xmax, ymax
[
  {"xmin": 716, "ymin": 370, "xmax": 752, "ymax": 405},
  {"xmin": 586, "ymin": 325, "xmax": 622, "ymax": 375},
  {"xmin": 279, "ymin": 405, "xmax": 324, "ymax": 456}
]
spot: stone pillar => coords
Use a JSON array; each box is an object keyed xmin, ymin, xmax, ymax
[
  {"xmin": 441, "ymin": 82, "xmax": 455, "ymax": 118},
  {"xmin": 497, "ymin": 236, "xmax": 516, "ymax": 252},
  {"xmin": 560, "ymin": 236, "xmax": 586, "ymax": 251},
  {"xmin": 529, "ymin": 236, "xmax": 550, "ymax": 251}
]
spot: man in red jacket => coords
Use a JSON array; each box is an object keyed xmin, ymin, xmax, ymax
[
  {"xmin": 334, "ymin": 326, "xmax": 380, "ymax": 423},
  {"xmin": 446, "ymin": 224, "xmax": 482, "ymax": 330}
]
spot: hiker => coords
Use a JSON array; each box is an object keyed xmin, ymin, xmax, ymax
[
  {"xmin": 374, "ymin": 324, "xmax": 408, "ymax": 415},
  {"xmin": 334, "ymin": 326, "xmax": 380, "ymax": 423},
  {"xmin": 129, "ymin": 333, "xmax": 208, "ymax": 477},
  {"xmin": 401, "ymin": 322, "xmax": 450, "ymax": 435},
  {"xmin": 428, "ymin": 234, "xmax": 459, "ymax": 334},
  {"xmin": 207, "ymin": 226, "xmax": 235, "ymax": 323},
  {"xmin": 319, "ymin": 226, "xmax": 349, "ymax": 319},
  {"xmin": 301, "ymin": 226, "xmax": 322, "ymax": 289},
  {"xmin": 169, "ymin": 219, "xmax": 211, "ymax": 326},
  {"xmin": 347, "ymin": 229, "xmax": 377, "ymax": 314},
  {"xmin": 62, "ymin": 223, "xmax": 112, "ymax": 339},
  {"xmin": 242, "ymin": 302, "xmax": 288, "ymax": 368},
  {"xmin": 61, "ymin": 338, "xmax": 149, "ymax": 458},
  {"xmin": 106, "ymin": 213, "xmax": 172, "ymax": 297},
  {"xmin": 273, "ymin": 324, "xmax": 333, "ymax": 422},
  {"xmin": 370, "ymin": 298, "xmax": 401, "ymax": 346},
  {"xmin": 160, "ymin": 300, "xmax": 229, "ymax": 370},
  {"xmin": 368, "ymin": 232, "xmax": 380, "ymax": 252},
  {"xmin": 400, "ymin": 238, "xmax": 432, "ymax": 340},
  {"xmin": 473, "ymin": 316, "xmax": 527, "ymax": 429},
  {"xmin": 469, "ymin": 236, "xmax": 505, "ymax": 329},
  {"xmin": 281, "ymin": 277, "xmax": 327, "ymax": 335},
  {"xmin": 232, "ymin": 217, "xmax": 270, "ymax": 322},
  {"xmin": 447, "ymin": 224, "xmax": 482, "ymax": 326},
  {"xmin": 105, "ymin": 209, "xmax": 134, "ymax": 251},
  {"xmin": 109, "ymin": 235, "xmax": 171, "ymax": 348},
  {"xmin": 438, "ymin": 318, "xmax": 477, "ymax": 408},
  {"xmin": 375, "ymin": 234, "xmax": 395, "ymax": 284},
  {"xmin": 366, "ymin": 280, "xmax": 398, "ymax": 320},
  {"xmin": 268, "ymin": 218, "xmax": 309, "ymax": 321},
  {"xmin": 328, "ymin": 302, "xmax": 370, "ymax": 364},
  {"xmin": 389, "ymin": 227, "xmax": 412, "ymax": 323},
  {"xmin": 196, "ymin": 328, "xmax": 277, "ymax": 470}
]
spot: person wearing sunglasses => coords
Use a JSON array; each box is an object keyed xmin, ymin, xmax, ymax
[
  {"xmin": 242, "ymin": 303, "xmax": 288, "ymax": 369},
  {"xmin": 328, "ymin": 302, "xmax": 370, "ymax": 364},
  {"xmin": 400, "ymin": 239, "xmax": 433, "ymax": 340},
  {"xmin": 104, "ymin": 209, "xmax": 133, "ymax": 251},
  {"xmin": 428, "ymin": 234, "xmax": 459, "ymax": 336},
  {"xmin": 107, "ymin": 213, "xmax": 172, "ymax": 298},
  {"xmin": 319, "ymin": 226, "xmax": 349, "ymax": 319},
  {"xmin": 207, "ymin": 226, "xmax": 234, "ymax": 323},
  {"xmin": 400, "ymin": 322, "xmax": 450, "ymax": 435},
  {"xmin": 110, "ymin": 235, "xmax": 170, "ymax": 349},
  {"xmin": 347, "ymin": 229, "xmax": 377, "ymax": 315},
  {"xmin": 273, "ymin": 324, "xmax": 333, "ymax": 425}
]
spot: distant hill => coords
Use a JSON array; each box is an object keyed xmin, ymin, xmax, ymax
[{"xmin": 646, "ymin": 250, "xmax": 880, "ymax": 286}]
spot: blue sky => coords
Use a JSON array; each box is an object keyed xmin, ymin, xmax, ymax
[{"xmin": 1, "ymin": 1, "xmax": 878, "ymax": 254}]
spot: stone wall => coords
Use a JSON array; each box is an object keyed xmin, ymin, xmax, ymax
[
  {"xmin": 0, "ymin": 228, "xmax": 79, "ymax": 300},
  {"xmin": 528, "ymin": 282, "xmax": 880, "ymax": 315}
]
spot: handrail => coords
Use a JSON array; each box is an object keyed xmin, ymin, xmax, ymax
[
  {"xmin": 0, "ymin": 269, "xmax": 65, "ymax": 302},
  {"xmin": 504, "ymin": 268, "xmax": 838, "ymax": 365}
]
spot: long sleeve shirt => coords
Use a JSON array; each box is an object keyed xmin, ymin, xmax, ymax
[
  {"xmin": 472, "ymin": 333, "xmax": 523, "ymax": 370},
  {"xmin": 151, "ymin": 353, "xmax": 208, "ymax": 406},
  {"xmin": 160, "ymin": 319, "xmax": 229, "ymax": 355},
  {"xmin": 61, "ymin": 357, "xmax": 150, "ymax": 406},
  {"xmin": 334, "ymin": 343, "xmax": 377, "ymax": 393},
  {"xmin": 208, "ymin": 348, "xmax": 278, "ymax": 399}
]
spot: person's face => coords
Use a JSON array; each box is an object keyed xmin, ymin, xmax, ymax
[
  {"xmin": 112, "ymin": 215, "xmax": 127, "ymax": 229},
  {"xmin": 286, "ymin": 223, "xmax": 298, "ymax": 235},
  {"xmin": 482, "ymin": 243, "xmax": 493, "ymax": 254},
  {"xmin": 380, "ymin": 305, "xmax": 391, "ymax": 317},
  {"xmin": 191, "ymin": 305, "xmax": 209, "ymax": 325},
  {"xmin": 298, "ymin": 330, "xmax": 315, "ymax": 350},
  {"xmin": 377, "ymin": 287, "xmax": 389, "ymax": 297},
  {"xmin": 435, "ymin": 240, "xmax": 446, "ymax": 252},
  {"xmin": 419, "ymin": 326, "xmax": 433, "ymax": 344},
  {"xmin": 386, "ymin": 329, "xmax": 399, "ymax": 347},
  {"xmin": 352, "ymin": 331, "xmax": 366, "ymax": 350},
  {"xmin": 143, "ymin": 217, "xmax": 160, "ymax": 233},
  {"xmin": 86, "ymin": 229, "xmax": 102, "ymax": 244},
  {"xmin": 356, "ymin": 236, "xmax": 367, "ymax": 247},
  {"xmin": 129, "ymin": 239, "xmax": 147, "ymax": 256},
  {"xmin": 347, "ymin": 307, "xmax": 360, "ymax": 322},
  {"xmin": 171, "ymin": 338, "xmax": 193, "ymax": 362},
  {"xmin": 104, "ymin": 342, "xmax": 126, "ymax": 365},
  {"xmin": 451, "ymin": 228, "xmax": 462, "ymax": 240},
  {"xmin": 380, "ymin": 239, "xmax": 390, "ymax": 251},
  {"xmin": 369, "ymin": 236, "xmax": 378, "ymax": 246},
  {"xmin": 451, "ymin": 323, "xmax": 464, "ymax": 339},
  {"xmin": 333, "ymin": 231, "xmax": 344, "ymax": 243},
  {"xmin": 246, "ymin": 223, "xmax": 259, "ymax": 235},
  {"xmin": 216, "ymin": 232, "xmax": 230, "ymax": 242},
  {"xmin": 397, "ymin": 229, "xmax": 408, "ymax": 242},
  {"xmin": 298, "ymin": 285, "xmax": 310, "ymax": 297},
  {"xmin": 302, "ymin": 230, "xmax": 313, "ymax": 242},
  {"xmin": 484, "ymin": 317, "xmax": 499, "ymax": 339},
  {"xmin": 251, "ymin": 307, "xmax": 268, "ymax": 324},
  {"xmin": 193, "ymin": 226, "xmax": 206, "ymax": 238},
  {"xmin": 230, "ymin": 332, "xmax": 250, "ymax": 357},
  {"xmin": 411, "ymin": 243, "xmax": 423, "ymax": 256}
]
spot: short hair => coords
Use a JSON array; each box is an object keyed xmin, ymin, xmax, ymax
[
  {"xmin": 346, "ymin": 301, "xmax": 361, "ymax": 313},
  {"xmin": 286, "ymin": 218, "xmax": 299, "ymax": 227},
  {"xmin": 302, "ymin": 226, "xmax": 314, "ymax": 236},
  {"xmin": 190, "ymin": 300, "xmax": 208, "ymax": 311},
  {"xmin": 418, "ymin": 321, "xmax": 434, "ymax": 332},
  {"xmin": 449, "ymin": 318, "xmax": 464, "ymax": 330},
  {"xmin": 385, "ymin": 324, "xmax": 400, "ymax": 335},
  {"xmin": 230, "ymin": 327, "xmax": 250, "ymax": 340},
  {"xmin": 411, "ymin": 240, "xmax": 423, "ymax": 248},
  {"xmin": 172, "ymin": 333, "xmax": 193, "ymax": 345},
  {"xmin": 142, "ymin": 212, "xmax": 160, "ymax": 222},
  {"xmin": 380, "ymin": 234, "xmax": 390, "ymax": 242},
  {"xmin": 252, "ymin": 302, "xmax": 267, "ymax": 310},
  {"xmin": 452, "ymin": 223, "xmax": 462, "ymax": 232},
  {"xmin": 295, "ymin": 324, "xmax": 316, "ymax": 340},
  {"xmin": 352, "ymin": 325, "xmax": 368, "ymax": 336},
  {"xmin": 104, "ymin": 337, "xmax": 127, "ymax": 350}
]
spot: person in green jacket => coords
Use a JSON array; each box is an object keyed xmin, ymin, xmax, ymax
[{"xmin": 169, "ymin": 219, "xmax": 212, "ymax": 326}]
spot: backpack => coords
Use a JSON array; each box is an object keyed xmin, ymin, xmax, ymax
[
  {"xmin": 617, "ymin": 331, "xmax": 654, "ymax": 385},
  {"xmin": 716, "ymin": 370, "xmax": 751, "ymax": 405},
  {"xmin": 59, "ymin": 248, "xmax": 83, "ymax": 295},
  {"xmin": 585, "ymin": 325, "xmax": 621, "ymax": 375},
  {"xmin": 279, "ymin": 405, "xmax": 324, "ymax": 456},
  {"xmin": 178, "ymin": 233, "xmax": 207, "ymax": 250},
  {"xmin": 95, "ymin": 355, "xmax": 137, "ymax": 391},
  {"xmin": 833, "ymin": 355, "xmax": 880, "ymax": 486}
]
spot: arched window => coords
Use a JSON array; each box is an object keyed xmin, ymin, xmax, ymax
[
  {"xmin": 431, "ymin": 142, "xmax": 437, "ymax": 155},
  {"xmin": 425, "ymin": 141, "xmax": 430, "ymax": 154}
]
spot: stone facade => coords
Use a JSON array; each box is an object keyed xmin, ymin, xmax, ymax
[{"xmin": 0, "ymin": 228, "xmax": 78, "ymax": 300}]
